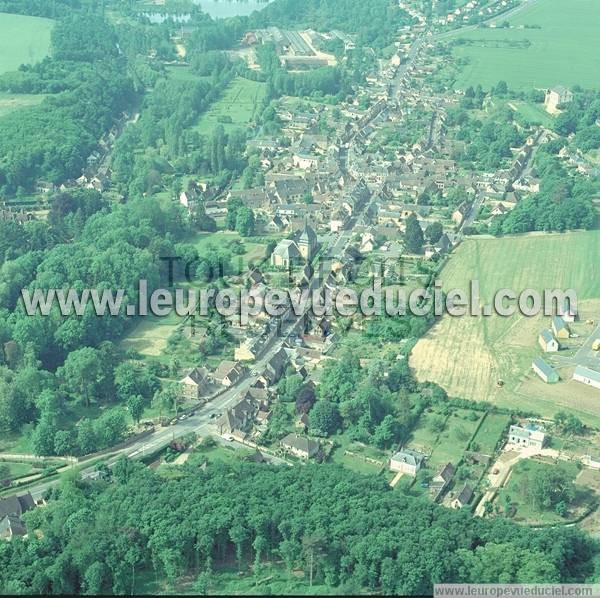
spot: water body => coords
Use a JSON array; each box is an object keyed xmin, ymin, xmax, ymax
[
  {"xmin": 143, "ymin": 13, "xmax": 192, "ymax": 25},
  {"xmin": 192, "ymin": 0, "xmax": 272, "ymax": 19}
]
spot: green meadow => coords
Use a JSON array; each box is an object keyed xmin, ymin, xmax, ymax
[
  {"xmin": 0, "ymin": 12, "xmax": 54, "ymax": 74},
  {"xmin": 450, "ymin": 0, "xmax": 600, "ymax": 90}
]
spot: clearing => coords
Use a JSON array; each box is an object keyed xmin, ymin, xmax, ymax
[
  {"xmin": 0, "ymin": 12, "xmax": 54, "ymax": 75},
  {"xmin": 193, "ymin": 76, "xmax": 266, "ymax": 135},
  {"xmin": 449, "ymin": 0, "xmax": 600, "ymax": 90},
  {"xmin": 410, "ymin": 231, "xmax": 600, "ymax": 425}
]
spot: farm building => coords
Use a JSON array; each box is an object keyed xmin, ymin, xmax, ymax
[
  {"xmin": 551, "ymin": 316, "xmax": 570, "ymax": 340},
  {"xmin": 538, "ymin": 329, "xmax": 559, "ymax": 353},
  {"xmin": 532, "ymin": 357, "xmax": 559, "ymax": 384},
  {"xmin": 573, "ymin": 365, "xmax": 600, "ymax": 390},
  {"xmin": 508, "ymin": 424, "xmax": 546, "ymax": 449},
  {"xmin": 389, "ymin": 449, "xmax": 425, "ymax": 477}
]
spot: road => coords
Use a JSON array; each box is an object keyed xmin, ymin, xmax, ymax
[
  {"xmin": 433, "ymin": 0, "xmax": 540, "ymax": 41},
  {"xmin": 18, "ymin": 9, "xmax": 428, "ymax": 501}
]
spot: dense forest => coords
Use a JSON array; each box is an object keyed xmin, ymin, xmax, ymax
[
  {"xmin": 0, "ymin": 14, "xmax": 135, "ymax": 193},
  {"xmin": 0, "ymin": 462, "xmax": 597, "ymax": 594}
]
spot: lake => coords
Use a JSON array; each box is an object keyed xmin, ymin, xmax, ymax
[{"xmin": 192, "ymin": 0, "xmax": 272, "ymax": 19}]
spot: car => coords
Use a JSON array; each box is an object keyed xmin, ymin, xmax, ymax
[
  {"xmin": 223, "ymin": 435, "xmax": 234, "ymax": 442},
  {"xmin": 178, "ymin": 414, "xmax": 187, "ymax": 421},
  {"xmin": 169, "ymin": 418, "xmax": 178, "ymax": 426},
  {"xmin": 251, "ymin": 369, "xmax": 259, "ymax": 376},
  {"xmin": 189, "ymin": 410, "xmax": 196, "ymax": 417}
]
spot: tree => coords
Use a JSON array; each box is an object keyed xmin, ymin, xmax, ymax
[
  {"xmin": 404, "ymin": 214, "xmax": 424, "ymax": 254},
  {"xmin": 58, "ymin": 347, "xmax": 108, "ymax": 407},
  {"xmin": 425, "ymin": 222, "xmax": 443, "ymax": 244},
  {"xmin": 235, "ymin": 207, "xmax": 256, "ymax": 237},
  {"xmin": 127, "ymin": 394, "xmax": 145, "ymax": 425},
  {"xmin": 309, "ymin": 401, "xmax": 341, "ymax": 437}
]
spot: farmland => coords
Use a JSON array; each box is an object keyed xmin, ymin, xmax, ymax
[
  {"xmin": 0, "ymin": 12, "xmax": 54, "ymax": 75},
  {"xmin": 410, "ymin": 231, "xmax": 600, "ymax": 425},
  {"xmin": 193, "ymin": 76, "xmax": 267, "ymax": 135},
  {"xmin": 449, "ymin": 0, "xmax": 600, "ymax": 90}
]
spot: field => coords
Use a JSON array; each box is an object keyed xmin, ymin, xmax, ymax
[
  {"xmin": 449, "ymin": 0, "xmax": 600, "ymax": 90},
  {"xmin": 0, "ymin": 92, "xmax": 47, "ymax": 117},
  {"xmin": 410, "ymin": 231, "xmax": 600, "ymax": 425},
  {"xmin": 0, "ymin": 12, "xmax": 54, "ymax": 75},
  {"xmin": 194, "ymin": 77, "xmax": 266, "ymax": 135}
]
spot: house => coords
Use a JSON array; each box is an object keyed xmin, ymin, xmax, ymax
[
  {"xmin": 538, "ymin": 329, "xmax": 559, "ymax": 353},
  {"xmin": 452, "ymin": 201, "xmax": 470, "ymax": 226},
  {"xmin": 0, "ymin": 492, "xmax": 35, "ymax": 521},
  {"xmin": 260, "ymin": 347, "xmax": 289, "ymax": 386},
  {"xmin": 0, "ymin": 515, "xmax": 26, "ymax": 540},
  {"xmin": 271, "ymin": 239, "xmax": 302, "ymax": 268},
  {"xmin": 508, "ymin": 424, "xmax": 546, "ymax": 449},
  {"xmin": 180, "ymin": 367, "xmax": 211, "ymax": 400},
  {"xmin": 532, "ymin": 357, "xmax": 559, "ymax": 384},
  {"xmin": 573, "ymin": 365, "xmax": 600, "ymax": 390},
  {"xmin": 433, "ymin": 463, "xmax": 456, "ymax": 486},
  {"xmin": 552, "ymin": 316, "xmax": 570, "ymax": 340},
  {"xmin": 280, "ymin": 433, "xmax": 320, "ymax": 459},
  {"xmin": 452, "ymin": 484, "xmax": 473, "ymax": 509},
  {"xmin": 213, "ymin": 361, "xmax": 245, "ymax": 387},
  {"xmin": 389, "ymin": 449, "xmax": 425, "ymax": 477},
  {"xmin": 544, "ymin": 86, "xmax": 573, "ymax": 114},
  {"xmin": 293, "ymin": 152, "xmax": 319, "ymax": 170}
]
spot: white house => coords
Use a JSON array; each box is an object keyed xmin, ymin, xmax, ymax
[
  {"xmin": 389, "ymin": 449, "xmax": 425, "ymax": 477},
  {"xmin": 508, "ymin": 424, "xmax": 546, "ymax": 449},
  {"xmin": 573, "ymin": 365, "xmax": 600, "ymax": 390}
]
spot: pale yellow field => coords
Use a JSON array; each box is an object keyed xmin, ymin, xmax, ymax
[{"xmin": 410, "ymin": 231, "xmax": 600, "ymax": 425}]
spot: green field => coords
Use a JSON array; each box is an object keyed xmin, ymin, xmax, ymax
[
  {"xmin": 411, "ymin": 231, "xmax": 600, "ymax": 425},
  {"xmin": 0, "ymin": 12, "xmax": 54, "ymax": 75},
  {"xmin": 194, "ymin": 77, "xmax": 266, "ymax": 135},
  {"xmin": 0, "ymin": 92, "xmax": 47, "ymax": 117},
  {"xmin": 450, "ymin": 0, "xmax": 600, "ymax": 90},
  {"xmin": 470, "ymin": 412, "xmax": 510, "ymax": 455}
]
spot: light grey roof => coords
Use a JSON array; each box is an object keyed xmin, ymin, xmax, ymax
[
  {"xmin": 281, "ymin": 433, "xmax": 320, "ymax": 455},
  {"xmin": 391, "ymin": 449, "xmax": 425, "ymax": 467},
  {"xmin": 574, "ymin": 365, "xmax": 600, "ymax": 384},
  {"xmin": 273, "ymin": 240, "xmax": 301, "ymax": 259}
]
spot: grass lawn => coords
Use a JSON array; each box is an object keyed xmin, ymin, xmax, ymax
[
  {"xmin": 507, "ymin": 99, "xmax": 553, "ymax": 127},
  {"xmin": 193, "ymin": 77, "xmax": 266, "ymax": 135},
  {"xmin": 0, "ymin": 461, "xmax": 36, "ymax": 479},
  {"xmin": 406, "ymin": 408, "xmax": 482, "ymax": 469},
  {"xmin": 470, "ymin": 412, "xmax": 510, "ymax": 456},
  {"xmin": 0, "ymin": 12, "xmax": 54, "ymax": 75},
  {"xmin": 410, "ymin": 231, "xmax": 600, "ymax": 425},
  {"xmin": 449, "ymin": 0, "xmax": 600, "ymax": 90},
  {"xmin": 0, "ymin": 92, "xmax": 47, "ymax": 117},
  {"xmin": 121, "ymin": 311, "xmax": 183, "ymax": 357},
  {"xmin": 330, "ymin": 435, "xmax": 386, "ymax": 475},
  {"xmin": 496, "ymin": 458, "xmax": 589, "ymax": 524}
]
